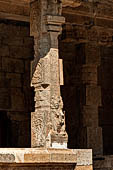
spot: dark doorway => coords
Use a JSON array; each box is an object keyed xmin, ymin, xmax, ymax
[
  {"xmin": 0, "ymin": 111, "xmax": 10, "ymax": 147},
  {"xmin": 0, "ymin": 19, "xmax": 34, "ymax": 147}
]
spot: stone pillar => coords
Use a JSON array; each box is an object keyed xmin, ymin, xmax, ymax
[
  {"xmin": 30, "ymin": 0, "xmax": 67, "ymax": 148},
  {"xmin": 81, "ymin": 43, "xmax": 103, "ymax": 155}
]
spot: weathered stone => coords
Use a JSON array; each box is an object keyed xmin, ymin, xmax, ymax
[
  {"xmin": 0, "ymin": 20, "xmax": 34, "ymax": 147},
  {"xmin": 30, "ymin": 0, "xmax": 67, "ymax": 148},
  {"xmin": 82, "ymin": 65, "xmax": 97, "ymax": 84},
  {"xmin": 73, "ymin": 149, "xmax": 92, "ymax": 166},
  {"xmin": 6, "ymin": 73, "xmax": 22, "ymax": 88},
  {"xmin": 10, "ymin": 88, "xmax": 25, "ymax": 111},
  {"xmin": 87, "ymin": 127, "xmax": 103, "ymax": 155},
  {"xmin": 9, "ymin": 46, "xmax": 34, "ymax": 59},
  {"xmin": 1, "ymin": 1, "xmax": 113, "ymax": 170},
  {"xmin": 75, "ymin": 165, "xmax": 93, "ymax": 170},
  {"xmin": 0, "ymin": 154, "xmax": 15, "ymax": 163},
  {"xmin": 24, "ymin": 153, "xmax": 50, "ymax": 163},
  {"xmin": 94, "ymin": 156, "xmax": 112, "ymax": 169},
  {"xmin": 0, "ymin": 45, "xmax": 9, "ymax": 57},
  {"xmin": 82, "ymin": 105, "xmax": 98, "ymax": 127},
  {"xmin": 86, "ymin": 85, "xmax": 101, "ymax": 106},
  {"xmin": 2, "ymin": 57, "xmax": 24, "ymax": 73},
  {"xmin": 0, "ymin": 88, "xmax": 11, "ymax": 109}
]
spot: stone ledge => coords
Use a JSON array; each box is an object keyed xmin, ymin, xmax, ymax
[
  {"xmin": 94, "ymin": 155, "xmax": 113, "ymax": 169},
  {"xmin": 73, "ymin": 149, "xmax": 93, "ymax": 166},
  {"xmin": 0, "ymin": 148, "xmax": 92, "ymax": 167},
  {"xmin": 0, "ymin": 148, "xmax": 77, "ymax": 164}
]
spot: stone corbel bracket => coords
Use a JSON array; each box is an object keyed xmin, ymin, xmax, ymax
[{"xmin": 45, "ymin": 15, "xmax": 65, "ymax": 33}]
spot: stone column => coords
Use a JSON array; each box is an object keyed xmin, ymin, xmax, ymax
[
  {"xmin": 81, "ymin": 43, "xmax": 103, "ymax": 155},
  {"xmin": 30, "ymin": 0, "xmax": 67, "ymax": 148}
]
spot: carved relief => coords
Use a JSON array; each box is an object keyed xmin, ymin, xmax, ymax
[
  {"xmin": 42, "ymin": 57, "xmax": 51, "ymax": 85},
  {"xmin": 47, "ymin": 0, "xmax": 62, "ymax": 15},
  {"xmin": 30, "ymin": 0, "xmax": 42, "ymax": 37},
  {"xmin": 31, "ymin": 111, "xmax": 45, "ymax": 147},
  {"xmin": 51, "ymin": 96, "xmax": 66, "ymax": 134},
  {"xmin": 31, "ymin": 0, "xmax": 67, "ymax": 148},
  {"xmin": 32, "ymin": 60, "xmax": 42, "ymax": 86}
]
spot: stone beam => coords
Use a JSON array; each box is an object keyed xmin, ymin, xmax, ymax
[
  {"xmin": 0, "ymin": 0, "xmax": 29, "ymax": 22},
  {"xmin": 62, "ymin": 0, "xmax": 113, "ymax": 21},
  {"xmin": 0, "ymin": 0, "xmax": 29, "ymax": 6},
  {"xmin": 0, "ymin": 0, "xmax": 113, "ymax": 23},
  {"xmin": 0, "ymin": 12, "xmax": 29, "ymax": 22}
]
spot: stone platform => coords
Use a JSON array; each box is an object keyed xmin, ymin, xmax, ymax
[
  {"xmin": 94, "ymin": 155, "xmax": 113, "ymax": 170},
  {"xmin": 0, "ymin": 149, "xmax": 92, "ymax": 170}
]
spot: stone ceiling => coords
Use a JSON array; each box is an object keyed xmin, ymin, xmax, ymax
[
  {"xmin": 0, "ymin": 0, "xmax": 113, "ymax": 22},
  {"xmin": 0, "ymin": 0, "xmax": 80, "ymax": 22}
]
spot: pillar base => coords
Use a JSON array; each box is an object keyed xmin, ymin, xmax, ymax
[
  {"xmin": 0, "ymin": 148, "xmax": 93, "ymax": 170},
  {"xmin": 51, "ymin": 132, "xmax": 68, "ymax": 149}
]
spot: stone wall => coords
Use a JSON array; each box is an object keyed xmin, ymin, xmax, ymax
[{"xmin": 0, "ymin": 19, "xmax": 34, "ymax": 147}]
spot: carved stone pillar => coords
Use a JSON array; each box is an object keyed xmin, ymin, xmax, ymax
[{"xmin": 30, "ymin": 0, "xmax": 67, "ymax": 148}]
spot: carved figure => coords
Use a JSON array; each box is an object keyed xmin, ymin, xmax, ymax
[{"xmin": 51, "ymin": 96, "xmax": 65, "ymax": 134}]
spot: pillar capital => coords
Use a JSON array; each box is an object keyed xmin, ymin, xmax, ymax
[
  {"xmin": 45, "ymin": 15, "xmax": 65, "ymax": 48},
  {"xmin": 46, "ymin": 15, "xmax": 65, "ymax": 29}
]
